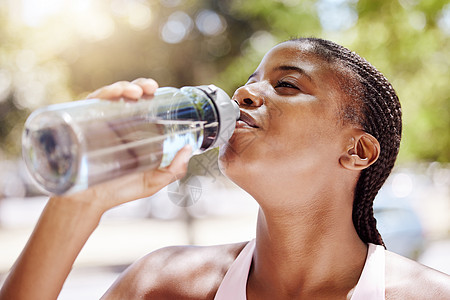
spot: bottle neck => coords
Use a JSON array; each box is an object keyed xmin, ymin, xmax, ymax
[{"xmin": 189, "ymin": 85, "xmax": 240, "ymax": 150}]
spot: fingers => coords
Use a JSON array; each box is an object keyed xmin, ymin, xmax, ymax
[
  {"xmin": 87, "ymin": 78, "xmax": 159, "ymax": 101},
  {"xmin": 140, "ymin": 145, "xmax": 193, "ymax": 192},
  {"xmin": 86, "ymin": 81, "xmax": 142, "ymax": 100},
  {"xmin": 69, "ymin": 145, "xmax": 193, "ymax": 212},
  {"xmin": 132, "ymin": 78, "xmax": 159, "ymax": 95},
  {"xmin": 111, "ymin": 146, "xmax": 193, "ymax": 206}
]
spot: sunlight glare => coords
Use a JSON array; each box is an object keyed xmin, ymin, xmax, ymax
[{"xmin": 21, "ymin": 0, "xmax": 63, "ymax": 27}]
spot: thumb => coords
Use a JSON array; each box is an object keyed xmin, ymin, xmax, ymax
[
  {"xmin": 67, "ymin": 145, "xmax": 194, "ymax": 212},
  {"xmin": 120, "ymin": 145, "xmax": 193, "ymax": 201},
  {"xmin": 163, "ymin": 145, "xmax": 193, "ymax": 179}
]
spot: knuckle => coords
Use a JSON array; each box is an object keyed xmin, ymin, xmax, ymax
[
  {"xmin": 134, "ymin": 78, "xmax": 159, "ymax": 91},
  {"xmin": 132, "ymin": 78, "xmax": 147, "ymax": 84},
  {"xmin": 109, "ymin": 81, "xmax": 131, "ymax": 91},
  {"xmin": 113, "ymin": 80, "xmax": 131, "ymax": 86}
]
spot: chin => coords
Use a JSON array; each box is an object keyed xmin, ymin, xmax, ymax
[
  {"xmin": 218, "ymin": 130, "xmax": 265, "ymax": 182},
  {"xmin": 218, "ymin": 146, "xmax": 254, "ymax": 186},
  {"xmin": 218, "ymin": 145, "xmax": 235, "ymax": 177}
]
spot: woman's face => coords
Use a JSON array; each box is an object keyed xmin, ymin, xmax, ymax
[{"xmin": 219, "ymin": 41, "xmax": 355, "ymax": 199}]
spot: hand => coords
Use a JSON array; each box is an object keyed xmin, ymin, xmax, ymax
[
  {"xmin": 86, "ymin": 77, "xmax": 159, "ymax": 101},
  {"xmin": 58, "ymin": 78, "xmax": 192, "ymax": 213}
]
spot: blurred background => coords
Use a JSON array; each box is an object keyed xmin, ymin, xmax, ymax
[{"xmin": 0, "ymin": 0, "xmax": 449, "ymax": 298}]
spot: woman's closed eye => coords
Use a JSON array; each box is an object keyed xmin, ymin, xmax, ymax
[{"xmin": 275, "ymin": 80, "xmax": 299, "ymax": 90}]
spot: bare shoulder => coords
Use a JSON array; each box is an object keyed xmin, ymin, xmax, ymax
[
  {"xmin": 385, "ymin": 250, "xmax": 450, "ymax": 299},
  {"xmin": 101, "ymin": 241, "xmax": 249, "ymax": 300}
]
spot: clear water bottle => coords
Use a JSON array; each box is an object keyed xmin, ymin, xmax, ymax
[{"xmin": 22, "ymin": 85, "xmax": 240, "ymax": 195}]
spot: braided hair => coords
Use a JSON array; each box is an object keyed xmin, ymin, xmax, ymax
[{"xmin": 291, "ymin": 38, "xmax": 402, "ymax": 246}]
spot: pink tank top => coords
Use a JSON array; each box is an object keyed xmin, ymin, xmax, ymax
[{"xmin": 214, "ymin": 240, "xmax": 385, "ymax": 300}]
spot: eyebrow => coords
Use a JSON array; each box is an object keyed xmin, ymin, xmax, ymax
[
  {"xmin": 275, "ymin": 65, "xmax": 313, "ymax": 82},
  {"xmin": 247, "ymin": 65, "xmax": 313, "ymax": 82}
]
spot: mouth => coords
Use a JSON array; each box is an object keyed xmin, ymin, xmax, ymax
[{"xmin": 236, "ymin": 110, "xmax": 260, "ymax": 129}]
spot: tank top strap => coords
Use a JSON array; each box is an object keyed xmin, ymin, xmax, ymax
[
  {"xmin": 214, "ymin": 239, "xmax": 256, "ymax": 300},
  {"xmin": 350, "ymin": 243, "xmax": 386, "ymax": 300}
]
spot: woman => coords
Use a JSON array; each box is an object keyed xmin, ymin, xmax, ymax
[{"xmin": 1, "ymin": 38, "xmax": 448, "ymax": 299}]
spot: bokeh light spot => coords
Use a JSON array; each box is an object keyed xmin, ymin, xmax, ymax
[
  {"xmin": 160, "ymin": 11, "xmax": 193, "ymax": 44},
  {"xmin": 392, "ymin": 173, "xmax": 413, "ymax": 198},
  {"xmin": 316, "ymin": 0, "xmax": 358, "ymax": 32},
  {"xmin": 249, "ymin": 31, "xmax": 276, "ymax": 54},
  {"xmin": 437, "ymin": 4, "xmax": 450, "ymax": 36},
  {"xmin": 195, "ymin": 10, "xmax": 226, "ymax": 36},
  {"xmin": 409, "ymin": 11, "xmax": 426, "ymax": 31}
]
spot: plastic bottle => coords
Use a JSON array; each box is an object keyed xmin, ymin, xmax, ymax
[{"xmin": 22, "ymin": 85, "xmax": 240, "ymax": 195}]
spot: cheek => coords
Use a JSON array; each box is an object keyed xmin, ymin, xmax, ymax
[
  {"xmin": 264, "ymin": 109, "xmax": 341, "ymax": 160},
  {"xmin": 264, "ymin": 110, "xmax": 313, "ymax": 148}
]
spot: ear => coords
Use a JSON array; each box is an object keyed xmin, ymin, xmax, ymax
[{"xmin": 339, "ymin": 130, "xmax": 380, "ymax": 171}]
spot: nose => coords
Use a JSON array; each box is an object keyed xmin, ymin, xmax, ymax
[{"xmin": 232, "ymin": 85, "xmax": 264, "ymax": 107}]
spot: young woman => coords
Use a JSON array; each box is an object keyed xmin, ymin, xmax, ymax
[{"xmin": 1, "ymin": 38, "xmax": 448, "ymax": 299}]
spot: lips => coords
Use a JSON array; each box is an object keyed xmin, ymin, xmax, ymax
[{"xmin": 237, "ymin": 110, "xmax": 259, "ymax": 129}]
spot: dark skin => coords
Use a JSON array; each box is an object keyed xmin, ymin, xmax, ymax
[
  {"xmin": 1, "ymin": 42, "xmax": 449, "ymax": 300},
  {"xmin": 219, "ymin": 42, "xmax": 371, "ymax": 299}
]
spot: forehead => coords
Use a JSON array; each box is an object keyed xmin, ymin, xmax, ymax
[{"xmin": 257, "ymin": 41, "xmax": 325, "ymax": 75}]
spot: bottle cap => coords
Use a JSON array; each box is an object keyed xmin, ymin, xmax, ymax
[{"xmin": 195, "ymin": 85, "xmax": 240, "ymax": 149}]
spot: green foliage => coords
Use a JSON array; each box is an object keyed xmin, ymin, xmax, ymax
[{"xmin": 349, "ymin": 0, "xmax": 450, "ymax": 162}]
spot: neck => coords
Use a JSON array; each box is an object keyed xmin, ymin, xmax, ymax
[{"xmin": 248, "ymin": 194, "xmax": 367, "ymax": 299}]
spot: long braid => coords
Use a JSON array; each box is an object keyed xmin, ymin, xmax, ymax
[{"xmin": 292, "ymin": 38, "xmax": 402, "ymax": 246}]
